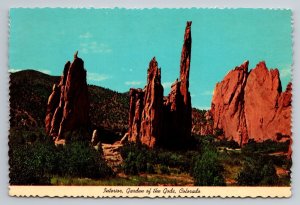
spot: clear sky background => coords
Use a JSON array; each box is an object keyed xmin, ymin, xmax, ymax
[{"xmin": 9, "ymin": 8, "xmax": 292, "ymax": 109}]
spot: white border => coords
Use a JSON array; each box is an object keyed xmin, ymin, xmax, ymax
[
  {"xmin": 9, "ymin": 186, "xmax": 291, "ymax": 198},
  {"xmin": 1, "ymin": 0, "xmax": 299, "ymax": 204}
]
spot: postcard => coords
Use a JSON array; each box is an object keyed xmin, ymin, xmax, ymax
[{"xmin": 9, "ymin": 8, "xmax": 292, "ymax": 197}]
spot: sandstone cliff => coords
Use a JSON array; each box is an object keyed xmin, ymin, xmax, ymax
[
  {"xmin": 45, "ymin": 52, "xmax": 89, "ymax": 141},
  {"xmin": 211, "ymin": 61, "xmax": 249, "ymax": 145},
  {"xmin": 244, "ymin": 62, "xmax": 291, "ymax": 142},
  {"xmin": 210, "ymin": 61, "xmax": 292, "ymax": 146}
]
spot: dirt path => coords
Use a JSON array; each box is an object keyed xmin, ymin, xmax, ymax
[{"xmin": 102, "ymin": 141, "xmax": 123, "ymax": 172}]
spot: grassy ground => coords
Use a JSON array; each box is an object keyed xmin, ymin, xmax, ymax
[{"xmin": 51, "ymin": 173, "xmax": 193, "ymax": 186}]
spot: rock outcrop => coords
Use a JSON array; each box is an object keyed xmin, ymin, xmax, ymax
[
  {"xmin": 127, "ymin": 58, "xmax": 164, "ymax": 147},
  {"xmin": 211, "ymin": 61, "xmax": 249, "ymax": 145},
  {"xmin": 45, "ymin": 84, "xmax": 61, "ymax": 134},
  {"xmin": 244, "ymin": 62, "xmax": 291, "ymax": 142},
  {"xmin": 140, "ymin": 58, "xmax": 164, "ymax": 147},
  {"xmin": 128, "ymin": 88, "xmax": 144, "ymax": 143},
  {"xmin": 210, "ymin": 61, "xmax": 292, "ymax": 146},
  {"xmin": 45, "ymin": 52, "xmax": 90, "ymax": 141},
  {"xmin": 127, "ymin": 21, "xmax": 193, "ymax": 148}
]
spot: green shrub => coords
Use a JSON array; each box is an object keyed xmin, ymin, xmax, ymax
[
  {"xmin": 216, "ymin": 139, "xmax": 240, "ymax": 149},
  {"xmin": 192, "ymin": 146, "xmax": 225, "ymax": 186},
  {"xmin": 260, "ymin": 161, "xmax": 279, "ymax": 185},
  {"xmin": 55, "ymin": 141, "xmax": 113, "ymax": 179},
  {"xmin": 64, "ymin": 127, "xmax": 91, "ymax": 143},
  {"xmin": 242, "ymin": 139, "xmax": 289, "ymax": 154},
  {"xmin": 9, "ymin": 142, "xmax": 56, "ymax": 185},
  {"xmin": 193, "ymin": 134, "xmax": 217, "ymax": 151},
  {"xmin": 237, "ymin": 156, "xmax": 278, "ymax": 186},
  {"xmin": 120, "ymin": 143, "xmax": 193, "ymax": 175},
  {"xmin": 146, "ymin": 163, "xmax": 155, "ymax": 174},
  {"xmin": 123, "ymin": 152, "xmax": 139, "ymax": 175},
  {"xmin": 160, "ymin": 165, "xmax": 170, "ymax": 175},
  {"xmin": 219, "ymin": 151, "xmax": 242, "ymax": 167},
  {"xmin": 9, "ymin": 128, "xmax": 51, "ymax": 146},
  {"xmin": 9, "ymin": 132, "xmax": 113, "ymax": 185},
  {"xmin": 121, "ymin": 143, "xmax": 150, "ymax": 175}
]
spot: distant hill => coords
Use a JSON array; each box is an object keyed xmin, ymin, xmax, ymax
[
  {"xmin": 10, "ymin": 70, "xmax": 60, "ymax": 130},
  {"xmin": 10, "ymin": 70, "xmax": 206, "ymax": 142}
]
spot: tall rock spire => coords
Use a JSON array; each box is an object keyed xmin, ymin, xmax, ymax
[
  {"xmin": 45, "ymin": 52, "xmax": 90, "ymax": 141},
  {"xmin": 162, "ymin": 21, "xmax": 193, "ymax": 146},
  {"xmin": 179, "ymin": 21, "xmax": 192, "ymax": 142},
  {"xmin": 180, "ymin": 21, "xmax": 192, "ymax": 104},
  {"xmin": 127, "ymin": 22, "xmax": 193, "ymax": 148},
  {"xmin": 140, "ymin": 57, "xmax": 164, "ymax": 147}
]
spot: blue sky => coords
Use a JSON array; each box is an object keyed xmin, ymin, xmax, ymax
[{"xmin": 9, "ymin": 8, "xmax": 292, "ymax": 109}]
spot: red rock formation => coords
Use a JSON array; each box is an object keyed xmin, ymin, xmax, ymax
[
  {"xmin": 163, "ymin": 21, "xmax": 192, "ymax": 144},
  {"xmin": 128, "ymin": 88, "xmax": 144, "ymax": 143},
  {"xmin": 45, "ymin": 84, "xmax": 61, "ymax": 134},
  {"xmin": 45, "ymin": 61, "xmax": 70, "ymax": 137},
  {"xmin": 45, "ymin": 52, "xmax": 89, "ymax": 140},
  {"xmin": 140, "ymin": 58, "xmax": 164, "ymax": 147},
  {"xmin": 244, "ymin": 62, "xmax": 291, "ymax": 142},
  {"xmin": 210, "ymin": 61, "xmax": 292, "ymax": 146},
  {"xmin": 127, "ymin": 21, "xmax": 193, "ymax": 148},
  {"xmin": 211, "ymin": 61, "xmax": 249, "ymax": 145}
]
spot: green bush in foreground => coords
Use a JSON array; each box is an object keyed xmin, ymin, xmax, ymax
[
  {"xmin": 192, "ymin": 146, "xmax": 225, "ymax": 186},
  {"xmin": 122, "ymin": 143, "xmax": 150, "ymax": 175},
  {"xmin": 9, "ymin": 142, "xmax": 56, "ymax": 185},
  {"xmin": 120, "ymin": 142, "xmax": 197, "ymax": 175},
  {"xmin": 9, "ymin": 135, "xmax": 113, "ymax": 185},
  {"xmin": 56, "ymin": 141, "xmax": 113, "ymax": 179},
  {"xmin": 237, "ymin": 155, "xmax": 278, "ymax": 186}
]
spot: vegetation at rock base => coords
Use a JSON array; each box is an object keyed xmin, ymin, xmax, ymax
[
  {"xmin": 192, "ymin": 146, "xmax": 226, "ymax": 186},
  {"xmin": 55, "ymin": 141, "xmax": 113, "ymax": 179},
  {"xmin": 9, "ymin": 129, "xmax": 113, "ymax": 185},
  {"xmin": 120, "ymin": 142, "xmax": 193, "ymax": 176},
  {"xmin": 242, "ymin": 139, "xmax": 290, "ymax": 154},
  {"xmin": 216, "ymin": 139, "xmax": 240, "ymax": 149},
  {"xmin": 120, "ymin": 138, "xmax": 226, "ymax": 186},
  {"xmin": 9, "ymin": 129, "xmax": 291, "ymax": 186},
  {"xmin": 9, "ymin": 123, "xmax": 291, "ymax": 186},
  {"xmin": 193, "ymin": 135, "xmax": 291, "ymax": 186},
  {"xmin": 237, "ymin": 156, "xmax": 279, "ymax": 186},
  {"xmin": 9, "ymin": 141, "xmax": 56, "ymax": 185}
]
